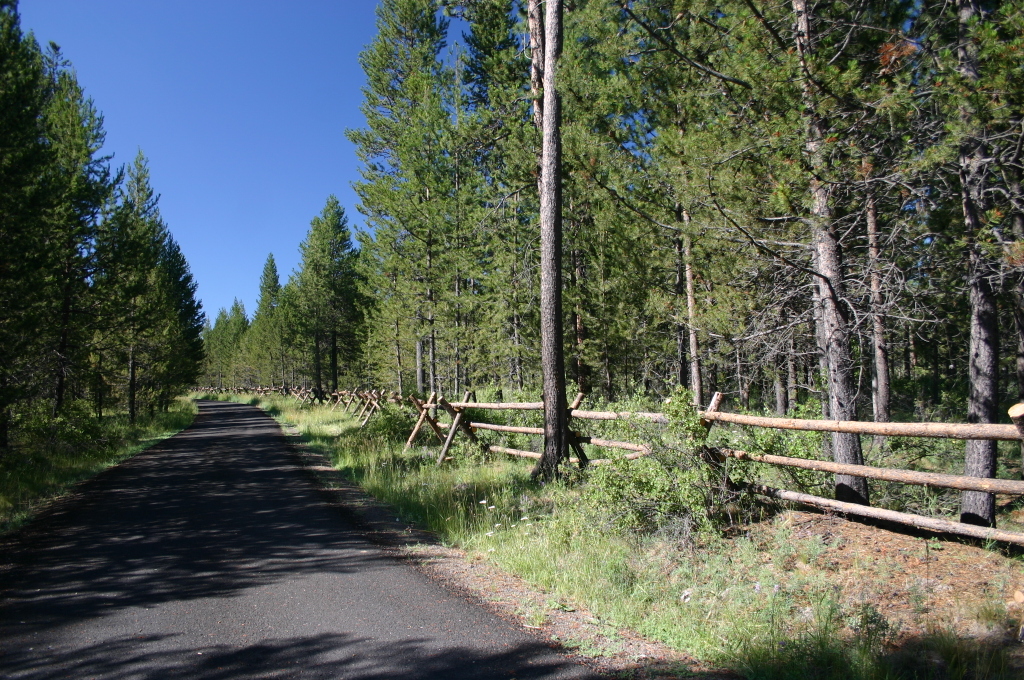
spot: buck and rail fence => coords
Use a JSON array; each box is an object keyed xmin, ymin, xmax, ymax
[{"xmin": 198, "ymin": 385, "xmax": 1024, "ymax": 547}]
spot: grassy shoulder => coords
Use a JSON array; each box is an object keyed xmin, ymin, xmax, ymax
[
  {"xmin": 0, "ymin": 397, "xmax": 197, "ymax": 534},
  {"xmin": 204, "ymin": 391, "xmax": 1023, "ymax": 680}
]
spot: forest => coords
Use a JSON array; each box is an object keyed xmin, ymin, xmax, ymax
[
  {"xmin": 206, "ymin": 0, "xmax": 1024, "ymax": 514},
  {"xmin": 0, "ymin": 1, "xmax": 204, "ymax": 459}
]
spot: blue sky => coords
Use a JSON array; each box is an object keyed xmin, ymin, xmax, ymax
[{"xmin": 18, "ymin": 1, "xmax": 394, "ymax": 321}]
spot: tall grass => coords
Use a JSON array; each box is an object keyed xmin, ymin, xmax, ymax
[
  {"xmin": 0, "ymin": 397, "xmax": 197, "ymax": 533},
  {"xmin": 212, "ymin": 392, "xmax": 1015, "ymax": 679}
]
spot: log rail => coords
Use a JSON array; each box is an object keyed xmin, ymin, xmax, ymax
[{"xmin": 205, "ymin": 386, "xmax": 1024, "ymax": 547}]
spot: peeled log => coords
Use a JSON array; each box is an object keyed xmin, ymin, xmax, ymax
[
  {"xmin": 749, "ymin": 484, "xmax": 1024, "ymax": 547},
  {"xmin": 702, "ymin": 411, "xmax": 1021, "ymax": 441},
  {"xmin": 1009, "ymin": 403, "xmax": 1024, "ymax": 437},
  {"xmin": 449, "ymin": 401, "xmax": 544, "ymax": 410},
  {"xmin": 722, "ymin": 448, "xmax": 1024, "ymax": 495}
]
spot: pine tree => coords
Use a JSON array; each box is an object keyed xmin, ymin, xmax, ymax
[
  {"xmin": 294, "ymin": 196, "xmax": 361, "ymax": 396},
  {"xmin": 0, "ymin": 0, "xmax": 48, "ymax": 449},
  {"xmin": 94, "ymin": 151, "xmax": 166, "ymax": 422},
  {"xmin": 348, "ymin": 0, "xmax": 452, "ymax": 395},
  {"xmin": 41, "ymin": 44, "xmax": 115, "ymax": 412},
  {"xmin": 244, "ymin": 254, "xmax": 286, "ymax": 386}
]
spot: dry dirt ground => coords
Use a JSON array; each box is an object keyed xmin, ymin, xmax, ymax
[{"xmin": 287, "ymin": 426, "xmax": 1024, "ymax": 678}]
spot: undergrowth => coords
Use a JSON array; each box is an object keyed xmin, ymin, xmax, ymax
[
  {"xmin": 201, "ymin": 390, "xmax": 1016, "ymax": 679},
  {"xmin": 0, "ymin": 397, "xmax": 197, "ymax": 534}
]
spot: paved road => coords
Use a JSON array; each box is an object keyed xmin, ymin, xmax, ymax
[{"xmin": 0, "ymin": 401, "xmax": 595, "ymax": 679}]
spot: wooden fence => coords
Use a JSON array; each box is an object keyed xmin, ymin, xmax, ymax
[{"xmin": 210, "ymin": 386, "xmax": 1024, "ymax": 547}]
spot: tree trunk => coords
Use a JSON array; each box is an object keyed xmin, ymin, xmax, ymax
[
  {"xmin": 793, "ymin": 0, "xmax": 867, "ymax": 504},
  {"xmin": 533, "ymin": 0, "xmax": 568, "ymax": 480},
  {"xmin": 814, "ymin": 221, "xmax": 868, "ymax": 503},
  {"xmin": 128, "ymin": 345, "xmax": 137, "ymax": 425},
  {"xmin": 0, "ymin": 405, "xmax": 9, "ymax": 451},
  {"xmin": 394, "ymin": 321, "xmax": 403, "ymax": 395},
  {"xmin": 810, "ymin": 255, "xmax": 830, "ymax": 422},
  {"xmin": 429, "ymin": 325, "xmax": 436, "ymax": 396},
  {"xmin": 527, "ymin": 0, "xmax": 544, "ymax": 130},
  {"xmin": 963, "ymin": 260, "xmax": 999, "ymax": 525},
  {"xmin": 313, "ymin": 332, "xmax": 323, "ymax": 400},
  {"xmin": 787, "ymin": 333, "xmax": 797, "ymax": 410},
  {"xmin": 53, "ymin": 272, "xmax": 74, "ymax": 414},
  {"xmin": 674, "ymin": 235, "xmax": 687, "ymax": 389},
  {"xmin": 774, "ymin": 358, "xmax": 788, "ymax": 415},
  {"xmin": 330, "ymin": 330, "xmax": 339, "ymax": 393},
  {"xmin": 1011, "ymin": 219, "xmax": 1024, "ymax": 478},
  {"xmin": 683, "ymin": 231, "xmax": 702, "ymax": 406},
  {"xmin": 94, "ymin": 354, "xmax": 104, "ymax": 420},
  {"xmin": 416, "ymin": 337, "xmax": 425, "ymax": 394},
  {"xmin": 735, "ymin": 346, "xmax": 750, "ymax": 409},
  {"xmin": 956, "ymin": 0, "xmax": 999, "ymax": 527},
  {"xmin": 572, "ymin": 248, "xmax": 589, "ymax": 393},
  {"xmin": 866, "ymin": 191, "xmax": 890, "ymax": 426}
]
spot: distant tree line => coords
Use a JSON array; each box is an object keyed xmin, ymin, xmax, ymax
[
  {"xmin": 199, "ymin": 196, "xmax": 364, "ymax": 397},
  {"xmin": 0, "ymin": 1, "xmax": 204, "ymax": 451}
]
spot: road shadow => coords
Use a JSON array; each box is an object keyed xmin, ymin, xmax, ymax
[
  {"xmin": 1, "ymin": 631, "xmax": 593, "ymax": 679},
  {"xmin": 0, "ymin": 402, "xmax": 394, "ymax": 635}
]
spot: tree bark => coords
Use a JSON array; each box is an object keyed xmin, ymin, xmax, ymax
[
  {"xmin": 866, "ymin": 191, "xmax": 890, "ymax": 426},
  {"xmin": 683, "ymin": 231, "xmax": 702, "ymax": 406},
  {"xmin": 787, "ymin": 333, "xmax": 797, "ymax": 410},
  {"xmin": 416, "ymin": 337, "xmax": 424, "ymax": 394},
  {"xmin": 792, "ymin": 0, "xmax": 867, "ymax": 504},
  {"xmin": 429, "ymin": 326, "xmax": 436, "ymax": 396},
  {"xmin": 1011, "ymin": 213, "xmax": 1024, "ymax": 478},
  {"xmin": 774, "ymin": 358, "xmax": 788, "ymax": 415},
  {"xmin": 674, "ymin": 236, "xmax": 687, "ymax": 388},
  {"xmin": 330, "ymin": 330, "xmax": 339, "ymax": 393},
  {"xmin": 0, "ymin": 405, "xmax": 9, "ymax": 451},
  {"xmin": 527, "ymin": 0, "xmax": 544, "ymax": 131},
  {"xmin": 394, "ymin": 321, "xmax": 403, "ymax": 395},
  {"xmin": 956, "ymin": 0, "xmax": 999, "ymax": 527},
  {"xmin": 128, "ymin": 345, "xmax": 137, "ymax": 425},
  {"xmin": 533, "ymin": 0, "xmax": 569, "ymax": 480},
  {"xmin": 313, "ymin": 332, "xmax": 323, "ymax": 399},
  {"xmin": 53, "ymin": 270, "xmax": 74, "ymax": 413},
  {"xmin": 572, "ymin": 247, "xmax": 589, "ymax": 393}
]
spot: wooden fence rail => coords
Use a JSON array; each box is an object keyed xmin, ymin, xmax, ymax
[
  {"xmin": 702, "ymin": 411, "xmax": 1022, "ymax": 441},
  {"xmin": 212, "ymin": 386, "xmax": 1024, "ymax": 547},
  {"xmin": 720, "ymin": 448, "xmax": 1024, "ymax": 495}
]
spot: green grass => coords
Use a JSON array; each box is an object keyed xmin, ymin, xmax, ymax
[
  {"xmin": 0, "ymin": 397, "xmax": 197, "ymax": 534},
  {"xmin": 202, "ymin": 392, "xmax": 1017, "ymax": 680}
]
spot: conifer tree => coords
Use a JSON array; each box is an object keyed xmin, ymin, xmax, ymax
[
  {"xmin": 295, "ymin": 196, "xmax": 361, "ymax": 396},
  {"xmin": 348, "ymin": 0, "xmax": 451, "ymax": 394},
  {"xmin": 0, "ymin": 0, "xmax": 48, "ymax": 449},
  {"xmin": 41, "ymin": 44, "xmax": 115, "ymax": 412}
]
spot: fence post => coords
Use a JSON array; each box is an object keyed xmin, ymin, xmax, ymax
[
  {"xmin": 566, "ymin": 392, "xmax": 589, "ymax": 468},
  {"xmin": 436, "ymin": 391, "xmax": 473, "ymax": 464},
  {"xmin": 406, "ymin": 392, "xmax": 439, "ymax": 450}
]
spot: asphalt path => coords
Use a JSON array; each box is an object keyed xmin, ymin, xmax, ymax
[{"xmin": 0, "ymin": 401, "xmax": 596, "ymax": 679}]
